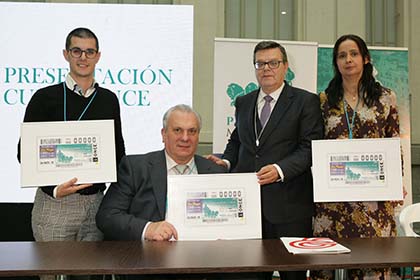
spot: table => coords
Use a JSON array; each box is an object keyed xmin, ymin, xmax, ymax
[{"xmin": 0, "ymin": 238, "xmax": 419, "ymax": 276}]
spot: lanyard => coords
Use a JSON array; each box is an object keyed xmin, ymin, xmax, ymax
[
  {"xmin": 254, "ymin": 103, "xmax": 266, "ymax": 147},
  {"xmin": 343, "ymin": 97, "xmax": 360, "ymax": 139},
  {"xmin": 63, "ymin": 82, "xmax": 97, "ymax": 121},
  {"xmin": 186, "ymin": 161, "xmax": 196, "ymax": 174}
]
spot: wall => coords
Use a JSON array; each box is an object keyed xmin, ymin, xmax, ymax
[{"xmin": 176, "ymin": 0, "xmax": 225, "ymax": 148}]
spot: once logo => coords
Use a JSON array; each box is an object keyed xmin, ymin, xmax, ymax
[{"xmin": 289, "ymin": 237, "xmax": 337, "ymax": 249}]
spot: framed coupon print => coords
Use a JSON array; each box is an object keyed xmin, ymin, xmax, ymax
[
  {"xmin": 312, "ymin": 138, "xmax": 403, "ymax": 202},
  {"xmin": 20, "ymin": 120, "xmax": 116, "ymax": 187},
  {"xmin": 167, "ymin": 173, "xmax": 261, "ymax": 240}
]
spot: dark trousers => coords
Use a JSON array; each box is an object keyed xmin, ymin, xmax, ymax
[{"xmin": 262, "ymin": 216, "xmax": 313, "ymax": 280}]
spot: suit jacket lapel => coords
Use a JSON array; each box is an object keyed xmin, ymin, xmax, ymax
[
  {"xmin": 246, "ymin": 91, "xmax": 259, "ymax": 143},
  {"xmin": 150, "ymin": 150, "xmax": 167, "ymax": 219},
  {"xmin": 258, "ymin": 83, "xmax": 294, "ymax": 147},
  {"xmin": 194, "ymin": 155, "xmax": 213, "ymax": 174}
]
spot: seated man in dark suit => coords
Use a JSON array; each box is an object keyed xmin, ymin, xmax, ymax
[
  {"xmin": 96, "ymin": 104, "xmax": 226, "ymax": 241},
  {"xmin": 96, "ymin": 104, "xmax": 262, "ymax": 279}
]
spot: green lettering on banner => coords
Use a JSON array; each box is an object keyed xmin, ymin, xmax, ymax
[
  {"xmin": 18, "ymin": 68, "xmax": 30, "ymax": 83},
  {"xmin": 3, "ymin": 88, "xmax": 36, "ymax": 105},
  {"xmin": 137, "ymin": 90, "xmax": 150, "ymax": 106},
  {"xmin": 95, "ymin": 67, "xmax": 173, "ymax": 86},
  {"xmin": 140, "ymin": 65, "xmax": 156, "ymax": 85},
  {"xmin": 45, "ymin": 68, "xmax": 57, "ymax": 84},
  {"xmin": 5, "ymin": 67, "xmax": 16, "ymax": 83},
  {"xmin": 32, "ymin": 68, "xmax": 43, "ymax": 83},
  {"xmin": 226, "ymin": 127, "xmax": 233, "ymax": 138},
  {"xmin": 4, "ymin": 67, "xmax": 68, "ymax": 84},
  {"xmin": 56, "ymin": 68, "xmax": 68, "ymax": 84},
  {"xmin": 3, "ymin": 89, "xmax": 17, "ymax": 105},
  {"xmin": 226, "ymin": 116, "xmax": 234, "ymax": 125},
  {"xmin": 117, "ymin": 68, "xmax": 131, "ymax": 85},
  {"xmin": 158, "ymin": 69, "xmax": 172, "ymax": 85},
  {"xmin": 117, "ymin": 89, "xmax": 150, "ymax": 107},
  {"xmin": 103, "ymin": 69, "xmax": 116, "ymax": 84}
]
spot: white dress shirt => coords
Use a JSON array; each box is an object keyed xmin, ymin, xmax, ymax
[{"xmin": 141, "ymin": 152, "xmax": 197, "ymax": 240}]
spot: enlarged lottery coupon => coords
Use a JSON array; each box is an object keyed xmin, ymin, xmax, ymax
[
  {"xmin": 21, "ymin": 120, "xmax": 116, "ymax": 187},
  {"xmin": 185, "ymin": 190, "xmax": 245, "ymax": 226},
  {"xmin": 329, "ymin": 152, "xmax": 386, "ymax": 187},
  {"xmin": 166, "ymin": 173, "xmax": 262, "ymax": 240},
  {"xmin": 312, "ymin": 138, "xmax": 402, "ymax": 202},
  {"xmin": 38, "ymin": 136, "xmax": 100, "ymax": 171}
]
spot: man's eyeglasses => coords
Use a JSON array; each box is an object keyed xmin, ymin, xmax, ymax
[
  {"xmin": 254, "ymin": 60, "xmax": 283, "ymax": 70},
  {"xmin": 68, "ymin": 47, "xmax": 98, "ymax": 59}
]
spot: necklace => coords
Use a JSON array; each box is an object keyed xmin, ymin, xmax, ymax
[
  {"xmin": 345, "ymin": 91, "xmax": 358, "ymax": 101},
  {"xmin": 254, "ymin": 104, "xmax": 266, "ymax": 147}
]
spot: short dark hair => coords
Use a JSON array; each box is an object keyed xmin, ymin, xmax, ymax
[
  {"xmin": 253, "ymin": 41, "xmax": 288, "ymax": 63},
  {"xmin": 65, "ymin": 27, "xmax": 99, "ymax": 50}
]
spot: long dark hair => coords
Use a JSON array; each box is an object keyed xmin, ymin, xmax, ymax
[{"xmin": 326, "ymin": 34, "xmax": 385, "ymax": 108}]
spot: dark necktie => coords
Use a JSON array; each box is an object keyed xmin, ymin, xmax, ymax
[{"xmin": 260, "ymin": 95, "xmax": 273, "ymax": 127}]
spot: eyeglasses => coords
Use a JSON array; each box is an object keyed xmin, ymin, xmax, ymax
[
  {"xmin": 254, "ymin": 60, "xmax": 283, "ymax": 70},
  {"xmin": 68, "ymin": 47, "xmax": 98, "ymax": 59}
]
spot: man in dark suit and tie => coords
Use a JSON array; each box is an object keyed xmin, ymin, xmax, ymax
[{"xmin": 208, "ymin": 41, "xmax": 323, "ymax": 280}]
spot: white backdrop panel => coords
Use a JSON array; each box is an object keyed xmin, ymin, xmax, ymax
[{"xmin": 0, "ymin": 2, "xmax": 193, "ymax": 202}]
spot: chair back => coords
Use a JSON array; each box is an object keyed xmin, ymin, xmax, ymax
[{"xmin": 399, "ymin": 203, "xmax": 420, "ymax": 237}]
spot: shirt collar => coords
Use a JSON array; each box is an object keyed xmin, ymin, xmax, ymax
[
  {"xmin": 164, "ymin": 151, "xmax": 195, "ymax": 172},
  {"xmin": 65, "ymin": 74, "xmax": 97, "ymax": 98},
  {"xmin": 258, "ymin": 82, "xmax": 285, "ymax": 103}
]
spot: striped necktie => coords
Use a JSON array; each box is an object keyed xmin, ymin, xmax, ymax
[
  {"xmin": 260, "ymin": 94, "xmax": 273, "ymax": 127},
  {"xmin": 174, "ymin": 164, "xmax": 188, "ymax": 175}
]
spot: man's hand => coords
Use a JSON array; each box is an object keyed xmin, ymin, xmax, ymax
[
  {"xmin": 257, "ymin": 164, "xmax": 279, "ymax": 185},
  {"xmin": 55, "ymin": 178, "xmax": 92, "ymax": 199},
  {"xmin": 205, "ymin": 154, "xmax": 228, "ymax": 168},
  {"xmin": 145, "ymin": 221, "xmax": 178, "ymax": 241}
]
